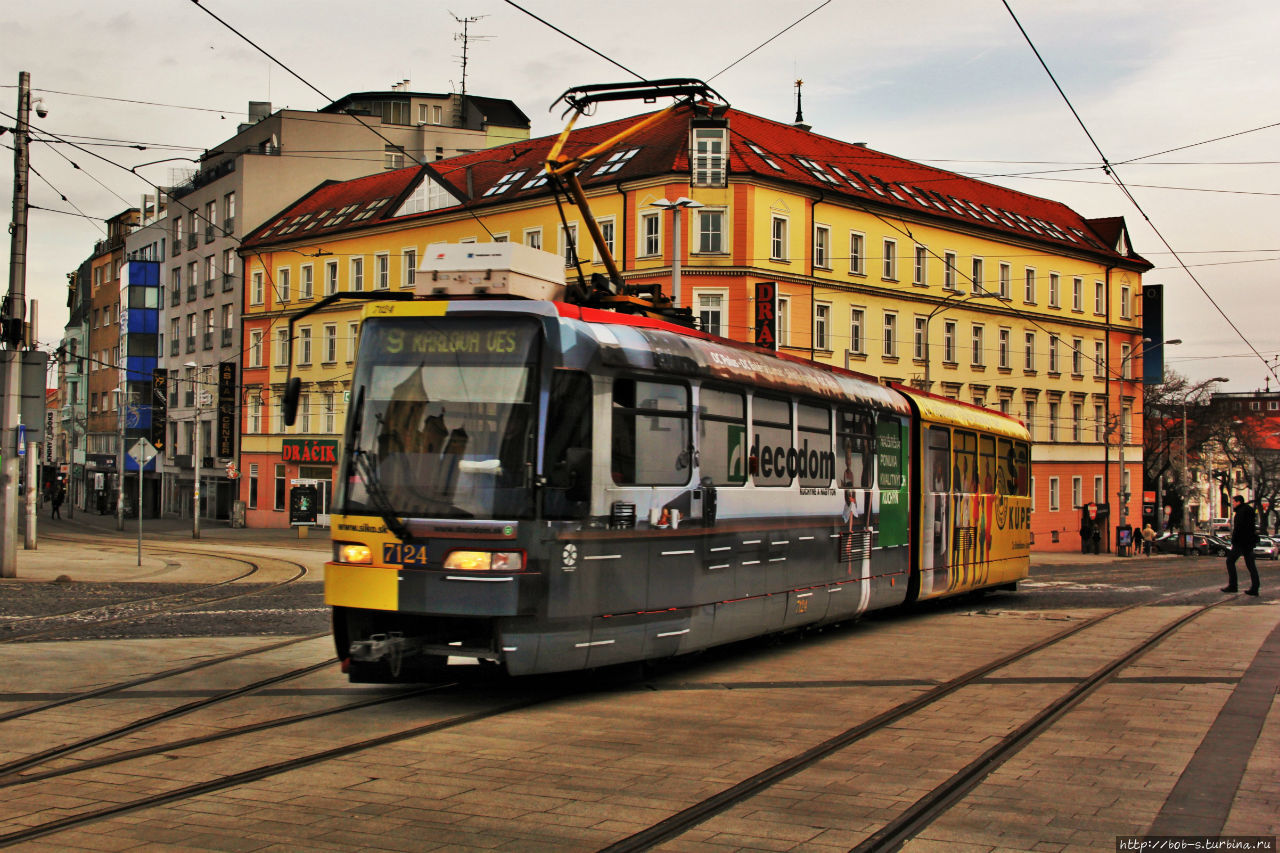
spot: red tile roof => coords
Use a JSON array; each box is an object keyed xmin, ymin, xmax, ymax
[{"xmin": 243, "ymin": 104, "xmax": 1150, "ymax": 269}]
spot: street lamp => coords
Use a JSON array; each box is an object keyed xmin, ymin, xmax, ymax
[
  {"xmin": 650, "ymin": 197, "xmax": 703, "ymax": 307},
  {"xmin": 184, "ymin": 361, "xmax": 204, "ymax": 539},
  {"xmin": 920, "ymin": 288, "xmax": 1002, "ymax": 393},
  {"xmin": 113, "ymin": 387, "xmax": 126, "ymax": 532}
]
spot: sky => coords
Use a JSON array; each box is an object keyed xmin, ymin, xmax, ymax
[{"xmin": 3, "ymin": 0, "xmax": 1279, "ymax": 393}]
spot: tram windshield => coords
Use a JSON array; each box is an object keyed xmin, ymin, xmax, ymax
[{"xmin": 338, "ymin": 317, "xmax": 539, "ymax": 520}]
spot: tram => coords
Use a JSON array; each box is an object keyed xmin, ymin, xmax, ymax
[
  {"xmin": 280, "ymin": 80, "xmax": 1030, "ymax": 681},
  {"xmin": 297, "ymin": 252, "xmax": 1030, "ymax": 681}
]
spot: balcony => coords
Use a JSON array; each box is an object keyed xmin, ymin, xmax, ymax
[
  {"xmin": 186, "ymin": 284, "xmax": 197, "ymax": 302},
  {"xmin": 204, "ymin": 279, "xmax": 215, "ymax": 297},
  {"xmin": 170, "ymin": 339, "xmax": 180, "ymax": 356},
  {"xmin": 186, "ymin": 337, "xmax": 196, "ymax": 354},
  {"xmin": 222, "ymin": 216, "xmax": 235, "ymax": 235},
  {"xmin": 203, "ymin": 332, "xmax": 214, "ymax": 350},
  {"xmin": 172, "ymin": 241, "xmax": 182, "ymax": 257},
  {"xmin": 170, "ymin": 289, "xmax": 180, "ymax": 307},
  {"xmin": 221, "ymin": 328, "xmax": 234, "ymax": 347},
  {"xmin": 205, "ymin": 226, "xmax": 215, "ymax": 242},
  {"xmin": 186, "ymin": 234, "xmax": 198, "ymax": 250},
  {"xmin": 222, "ymin": 273, "xmax": 236, "ymax": 292}
]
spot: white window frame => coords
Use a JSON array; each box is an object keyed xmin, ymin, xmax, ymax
[
  {"xmin": 323, "ymin": 324, "xmax": 338, "ymax": 363},
  {"xmin": 351, "ymin": 257, "xmax": 364, "ymax": 291},
  {"xmin": 770, "ymin": 215, "xmax": 789, "ymax": 262},
  {"xmin": 1120, "ymin": 284, "xmax": 1132, "ymax": 319},
  {"xmin": 814, "ymin": 224, "xmax": 831, "ymax": 269},
  {"xmin": 325, "ymin": 260, "xmax": 339, "ymax": 296},
  {"xmin": 883, "ymin": 239, "xmax": 897, "ymax": 280},
  {"xmin": 999, "ymin": 262, "xmax": 1011, "ymax": 299},
  {"xmin": 251, "ymin": 271, "xmax": 264, "ymax": 305},
  {"xmin": 1024, "ymin": 268, "xmax": 1036, "ymax": 303},
  {"xmin": 972, "ymin": 257, "xmax": 985, "ymax": 294},
  {"xmin": 1048, "ymin": 272, "xmax": 1061, "ymax": 308},
  {"xmin": 249, "ymin": 329, "xmax": 263, "ymax": 368},
  {"xmin": 943, "ymin": 320, "xmax": 957, "ymax": 364},
  {"xmin": 1025, "ymin": 331, "xmax": 1036, "ymax": 372},
  {"xmin": 300, "ymin": 264, "xmax": 314, "ymax": 300},
  {"xmin": 596, "ymin": 217, "xmax": 618, "ymax": 262},
  {"xmin": 943, "ymin": 251, "xmax": 958, "ymax": 291},
  {"xmin": 849, "ymin": 231, "xmax": 866, "ymax": 275},
  {"xmin": 375, "ymin": 253, "xmax": 390, "ymax": 290},
  {"xmin": 559, "ymin": 222, "xmax": 579, "ymax": 268},
  {"xmin": 913, "ymin": 244, "xmax": 927, "ymax": 285},
  {"xmin": 850, "ymin": 307, "xmax": 865, "ymax": 356},
  {"xmin": 403, "ymin": 249, "xmax": 417, "ymax": 288},
  {"xmin": 692, "ymin": 288, "xmax": 728, "ymax": 337},
  {"xmin": 277, "ymin": 267, "xmax": 290, "ymax": 303},
  {"xmin": 777, "ymin": 296, "xmax": 791, "ymax": 348},
  {"xmin": 971, "ymin": 324, "xmax": 985, "ymax": 366},
  {"xmin": 883, "ymin": 311, "xmax": 898, "ymax": 358},
  {"xmin": 523, "ymin": 227, "xmax": 543, "ymax": 251},
  {"xmin": 639, "ymin": 214, "xmax": 660, "ymax": 258},
  {"xmin": 814, "ymin": 302, "xmax": 830, "ymax": 351},
  {"xmin": 998, "ymin": 328, "xmax": 1011, "ymax": 369},
  {"xmin": 913, "ymin": 317, "xmax": 927, "ymax": 360},
  {"xmin": 1072, "ymin": 277, "xmax": 1083, "ymax": 311}
]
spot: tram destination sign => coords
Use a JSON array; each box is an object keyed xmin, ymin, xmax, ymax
[{"xmin": 366, "ymin": 320, "xmax": 537, "ymax": 364}]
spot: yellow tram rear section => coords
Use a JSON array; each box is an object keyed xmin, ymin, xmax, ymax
[{"xmin": 900, "ymin": 389, "xmax": 1032, "ymax": 601}]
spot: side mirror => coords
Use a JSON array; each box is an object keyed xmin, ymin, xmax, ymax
[{"xmin": 282, "ymin": 376, "xmax": 302, "ymax": 426}]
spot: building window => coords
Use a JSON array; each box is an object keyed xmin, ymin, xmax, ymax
[
  {"xmin": 1072, "ymin": 338, "xmax": 1083, "ymax": 374},
  {"xmin": 1095, "ymin": 404, "xmax": 1105, "ymax": 442},
  {"xmin": 1094, "ymin": 475, "xmax": 1104, "ymax": 504},
  {"xmin": 323, "ymin": 324, "xmax": 337, "ymax": 363},
  {"xmin": 275, "ymin": 329, "xmax": 290, "ymax": 367},
  {"xmin": 882, "ymin": 239, "xmax": 897, "ymax": 280},
  {"xmin": 524, "ymin": 227, "xmax": 543, "ymax": 251},
  {"xmin": 691, "ymin": 126, "xmax": 727, "ymax": 187},
  {"xmin": 913, "ymin": 245, "xmax": 927, "ymax": 285},
  {"xmin": 1024, "ymin": 268, "xmax": 1036, "ymax": 303},
  {"xmin": 696, "ymin": 291, "xmax": 725, "ymax": 337},
  {"xmin": 1095, "ymin": 341, "xmax": 1105, "ymax": 378},
  {"xmin": 1122, "ymin": 403, "xmax": 1132, "ymax": 442},
  {"xmin": 560, "ymin": 223, "xmax": 579, "ymax": 268},
  {"xmin": 375, "ymin": 254, "xmax": 390, "ymax": 289},
  {"xmin": 814, "ymin": 303, "xmax": 830, "ymax": 350},
  {"xmin": 1072, "ymin": 476, "xmax": 1083, "ymax": 509},
  {"xmin": 278, "ymin": 268, "xmax": 290, "ymax": 303},
  {"xmin": 1072, "ymin": 277, "xmax": 1083, "ymax": 311},
  {"xmin": 248, "ymin": 462, "xmax": 258, "ymax": 509},
  {"xmin": 1120, "ymin": 284, "xmax": 1132, "ymax": 319},
  {"xmin": 1024, "ymin": 332, "xmax": 1036, "ymax": 371},
  {"xmin": 300, "ymin": 265, "xmax": 314, "ymax": 300},
  {"xmin": 597, "ymin": 218, "xmax": 617, "ymax": 262},
  {"xmin": 944, "ymin": 251, "xmax": 958, "ymax": 290},
  {"xmin": 1049, "ymin": 476, "xmax": 1060, "ymax": 511},
  {"xmin": 914, "ymin": 317, "xmax": 927, "ymax": 360},
  {"xmin": 347, "ymin": 322, "xmax": 359, "ymax": 362},
  {"xmin": 323, "ymin": 392, "xmax": 336, "ymax": 433},
  {"xmin": 248, "ymin": 393, "xmax": 261, "ymax": 435},
  {"xmin": 249, "ymin": 329, "xmax": 263, "ymax": 367},
  {"xmin": 640, "ymin": 214, "xmax": 660, "ymax": 257},
  {"xmin": 1072, "ymin": 403, "xmax": 1082, "ymax": 441},
  {"xmin": 1121, "ymin": 343, "xmax": 1132, "ymax": 379},
  {"xmin": 971, "ymin": 325, "xmax": 985, "ymax": 366},
  {"xmin": 777, "ymin": 297, "xmax": 790, "ymax": 347},
  {"xmin": 814, "ymin": 225, "xmax": 831, "ymax": 269},
  {"xmin": 1048, "ymin": 401, "xmax": 1059, "ymax": 441},
  {"xmin": 298, "ymin": 327, "xmax": 312, "ymax": 366},
  {"xmin": 998, "ymin": 328, "xmax": 1010, "ymax": 369},
  {"xmin": 1049, "ymin": 335, "xmax": 1060, "ymax": 373},
  {"xmin": 883, "ymin": 312, "xmax": 898, "ymax": 358},
  {"xmin": 771, "ymin": 216, "xmax": 788, "ymax": 261},
  {"xmin": 943, "ymin": 321, "xmax": 957, "ymax": 363},
  {"xmin": 325, "ymin": 260, "xmax": 338, "ymax": 296},
  {"xmin": 1048, "ymin": 273, "xmax": 1060, "ymax": 308},
  {"xmin": 274, "ymin": 464, "xmax": 287, "ymax": 511},
  {"xmin": 972, "ymin": 257, "xmax": 985, "ymax": 294},
  {"xmin": 850, "ymin": 308, "xmax": 865, "ymax": 355},
  {"xmin": 999, "ymin": 263, "xmax": 1011, "ymax": 299},
  {"xmin": 849, "ymin": 232, "xmax": 865, "ymax": 275},
  {"xmin": 1026, "ymin": 401, "xmax": 1036, "ymax": 441},
  {"xmin": 403, "ymin": 249, "xmax": 417, "ymax": 287},
  {"xmin": 251, "ymin": 272, "xmax": 264, "ymax": 305},
  {"xmin": 351, "ymin": 257, "xmax": 364, "ymax": 291},
  {"xmin": 1095, "ymin": 280, "xmax": 1105, "ymax": 314}
]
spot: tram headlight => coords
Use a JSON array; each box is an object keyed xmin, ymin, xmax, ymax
[
  {"xmin": 443, "ymin": 550, "xmax": 524, "ymax": 572},
  {"xmin": 335, "ymin": 542, "xmax": 373, "ymax": 564}
]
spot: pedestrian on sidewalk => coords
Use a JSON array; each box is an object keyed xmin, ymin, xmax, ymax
[
  {"xmin": 1223, "ymin": 495, "xmax": 1260, "ymax": 596},
  {"xmin": 51, "ymin": 487, "xmax": 64, "ymax": 519},
  {"xmin": 1141, "ymin": 523, "xmax": 1156, "ymax": 556}
]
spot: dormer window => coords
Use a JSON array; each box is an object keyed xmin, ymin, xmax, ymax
[
  {"xmin": 691, "ymin": 125, "xmax": 727, "ymax": 187},
  {"xmin": 593, "ymin": 149, "xmax": 639, "ymax": 176}
]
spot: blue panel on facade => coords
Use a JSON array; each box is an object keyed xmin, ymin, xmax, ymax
[
  {"xmin": 133, "ymin": 312, "xmax": 158, "ymax": 334},
  {"xmin": 127, "ymin": 260, "xmax": 161, "ymax": 287}
]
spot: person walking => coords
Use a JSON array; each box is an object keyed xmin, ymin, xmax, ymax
[
  {"xmin": 51, "ymin": 486, "xmax": 64, "ymax": 519},
  {"xmin": 1141, "ymin": 523, "xmax": 1156, "ymax": 556},
  {"xmin": 1223, "ymin": 495, "xmax": 1260, "ymax": 596}
]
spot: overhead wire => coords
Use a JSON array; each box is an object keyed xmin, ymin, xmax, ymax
[{"xmin": 1000, "ymin": 0, "xmax": 1279, "ymax": 387}]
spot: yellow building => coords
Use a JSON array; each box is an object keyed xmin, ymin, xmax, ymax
[{"xmin": 240, "ymin": 103, "xmax": 1150, "ymax": 547}]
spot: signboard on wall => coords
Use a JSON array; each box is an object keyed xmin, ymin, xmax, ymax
[
  {"xmin": 217, "ymin": 361, "xmax": 236, "ymax": 458},
  {"xmin": 1142, "ymin": 284, "xmax": 1164, "ymax": 384},
  {"xmin": 754, "ymin": 281, "xmax": 777, "ymax": 350},
  {"xmin": 282, "ymin": 439, "xmax": 338, "ymax": 465}
]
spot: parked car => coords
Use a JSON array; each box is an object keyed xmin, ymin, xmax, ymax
[
  {"xmin": 1254, "ymin": 536, "xmax": 1280, "ymax": 561},
  {"xmin": 1205, "ymin": 534, "xmax": 1233, "ymax": 557},
  {"xmin": 1152, "ymin": 532, "xmax": 1217, "ymax": 556}
]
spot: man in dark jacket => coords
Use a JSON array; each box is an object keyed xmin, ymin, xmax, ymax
[{"xmin": 1223, "ymin": 495, "xmax": 1260, "ymax": 596}]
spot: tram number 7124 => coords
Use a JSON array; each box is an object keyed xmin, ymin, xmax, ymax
[{"xmin": 383, "ymin": 542, "xmax": 430, "ymax": 567}]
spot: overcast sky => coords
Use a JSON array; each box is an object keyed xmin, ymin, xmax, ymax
[{"xmin": 3, "ymin": 0, "xmax": 1278, "ymax": 392}]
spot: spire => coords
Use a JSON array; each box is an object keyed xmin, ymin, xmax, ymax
[{"xmin": 793, "ymin": 78, "xmax": 811, "ymax": 131}]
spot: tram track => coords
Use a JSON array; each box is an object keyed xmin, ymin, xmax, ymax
[
  {"xmin": 597, "ymin": 587, "xmax": 1233, "ymax": 853},
  {"xmin": 0, "ymin": 586, "xmax": 1248, "ymax": 850},
  {"xmin": 0, "ymin": 542, "xmax": 311, "ymax": 644}
]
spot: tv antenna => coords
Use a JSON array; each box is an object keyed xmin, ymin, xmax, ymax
[{"xmin": 450, "ymin": 12, "xmax": 490, "ymax": 100}]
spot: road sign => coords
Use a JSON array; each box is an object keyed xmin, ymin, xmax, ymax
[{"xmin": 128, "ymin": 437, "xmax": 158, "ymax": 468}]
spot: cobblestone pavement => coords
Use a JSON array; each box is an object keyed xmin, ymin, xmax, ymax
[{"xmin": 0, "ymin": 516, "xmax": 1275, "ymax": 852}]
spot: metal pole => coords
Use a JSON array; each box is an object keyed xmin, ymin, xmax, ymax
[
  {"xmin": 193, "ymin": 368, "xmax": 201, "ymax": 540},
  {"xmin": 671, "ymin": 207, "xmax": 682, "ymax": 307},
  {"xmin": 2, "ymin": 72, "xmax": 32, "ymax": 578},
  {"xmin": 137, "ymin": 447, "xmax": 143, "ymax": 566},
  {"xmin": 116, "ymin": 393, "xmax": 125, "ymax": 531},
  {"xmin": 1181, "ymin": 399, "xmax": 1189, "ymax": 536},
  {"xmin": 23, "ymin": 299, "xmax": 37, "ymax": 549}
]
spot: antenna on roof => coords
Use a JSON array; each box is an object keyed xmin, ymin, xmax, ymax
[
  {"xmin": 793, "ymin": 78, "xmax": 811, "ymax": 132},
  {"xmin": 450, "ymin": 12, "xmax": 490, "ymax": 103}
]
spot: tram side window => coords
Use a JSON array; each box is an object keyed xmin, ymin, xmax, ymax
[
  {"xmin": 699, "ymin": 386, "xmax": 747, "ymax": 486},
  {"xmin": 797, "ymin": 403, "xmax": 834, "ymax": 487},
  {"xmin": 954, "ymin": 430, "xmax": 978, "ymax": 494},
  {"xmin": 751, "ymin": 395, "xmax": 793, "ymax": 486},
  {"xmin": 979, "ymin": 435, "xmax": 996, "ymax": 494},
  {"xmin": 927, "ymin": 426, "xmax": 950, "ymax": 492},
  {"xmin": 838, "ymin": 408, "xmax": 875, "ymax": 489},
  {"xmin": 1014, "ymin": 440, "xmax": 1031, "ymax": 496},
  {"xmin": 611, "ymin": 378, "xmax": 691, "ymax": 486},
  {"xmin": 544, "ymin": 371, "xmax": 592, "ymax": 518}
]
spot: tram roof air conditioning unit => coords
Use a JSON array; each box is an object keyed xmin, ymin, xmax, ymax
[{"xmin": 416, "ymin": 242, "xmax": 566, "ymax": 301}]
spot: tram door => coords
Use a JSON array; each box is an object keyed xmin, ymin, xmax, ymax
[{"xmin": 922, "ymin": 426, "xmax": 951, "ymax": 594}]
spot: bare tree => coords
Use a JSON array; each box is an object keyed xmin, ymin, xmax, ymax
[{"xmin": 1143, "ymin": 369, "xmax": 1224, "ymax": 530}]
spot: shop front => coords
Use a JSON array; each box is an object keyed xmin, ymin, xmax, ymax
[{"xmin": 241, "ymin": 438, "xmax": 336, "ymax": 529}]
